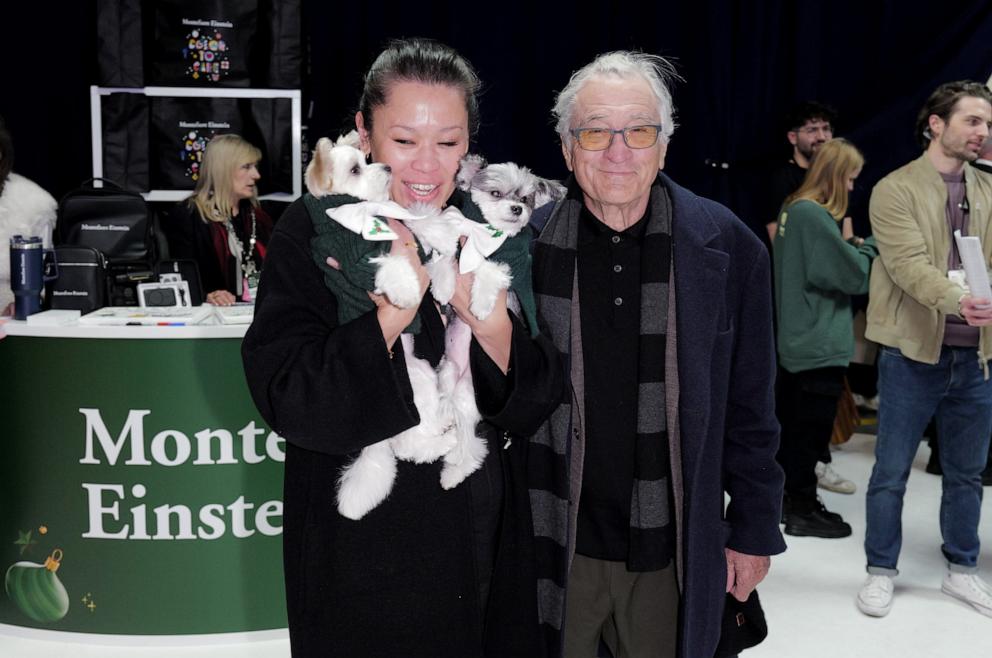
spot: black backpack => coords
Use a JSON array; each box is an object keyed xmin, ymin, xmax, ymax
[
  {"xmin": 56, "ymin": 178, "xmax": 161, "ymax": 307},
  {"xmin": 57, "ymin": 178, "xmax": 155, "ymax": 262}
]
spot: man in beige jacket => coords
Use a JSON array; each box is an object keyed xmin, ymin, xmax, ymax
[{"xmin": 858, "ymin": 80, "xmax": 992, "ymax": 619}]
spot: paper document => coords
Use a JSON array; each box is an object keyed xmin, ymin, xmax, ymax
[
  {"xmin": 25, "ymin": 309, "xmax": 81, "ymax": 326},
  {"xmin": 953, "ymin": 230, "xmax": 992, "ymax": 304},
  {"xmin": 214, "ymin": 303, "xmax": 255, "ymax": 325},
  {"xmin": 79, "ymin": 306, "xmax": 213, "ymax": 326}
]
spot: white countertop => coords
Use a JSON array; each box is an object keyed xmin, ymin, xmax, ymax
[{"xmin": 1, "ymin": 319, "xmax": 248, "ymax": 340}]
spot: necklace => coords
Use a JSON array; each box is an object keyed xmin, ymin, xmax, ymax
[
  {"xmin": 219, "ymin": 204, "xmax": 259, "ymax": 300},
  {"xmin": 242, "ymin": 207, "xmax": 258, "ymax": 276}
]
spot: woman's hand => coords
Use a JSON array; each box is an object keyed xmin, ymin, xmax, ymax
[
  {"xmin": 206, "ymin": 290, "xmax": 237, "ymax": 306},
  {"xmin": 374, "ymin": 219, "xmax": 430, "ymax": 351},
  {"xmin": 842, "ymin": 216, "xmax": 854, "ymax": 241},
  {"xmin": 448, "ymin": 271, "xmax": 513, "ymax": 373}
]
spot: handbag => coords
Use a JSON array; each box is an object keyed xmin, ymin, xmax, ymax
[
  {"xmin": 45, "ymin": 246, "xmax": 108, "ymax": 314},
  {"xmin": 830, "ymin": 377, "xmax": 860, "ymax": 445},
  {"xmin": 713, "ymin": 589, "xmax": 768, "ymax": 658}
]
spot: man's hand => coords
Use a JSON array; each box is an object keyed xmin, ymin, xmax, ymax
[
  {"xmin": 960, "ymin": 295, "xmax": 992, "ymax": 327},
  {"xmin": 725, "ymin": 548, "xmax": 770, "ymax": 602}
]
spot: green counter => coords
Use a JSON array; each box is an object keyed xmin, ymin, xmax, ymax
[{"xmin": 0, "ymin": 326, "xmax": 287, "ymax": 636}]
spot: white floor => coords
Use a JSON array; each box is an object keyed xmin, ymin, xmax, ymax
[
  {"xmin": 751, "ymin": 431, "xmax": 992, "ymax": 658},
  {"xmin": 2, "ymin": 431, "xmax": 991, "ymax": 658}
]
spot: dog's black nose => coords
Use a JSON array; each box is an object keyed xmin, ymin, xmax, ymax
[
  {"xmin": 511, "ymin": 205, "xmax": 523, "ymax": 216},
  {"xmin": 383, "ymin": 165, "xmax": 392, "ymax": 174}
]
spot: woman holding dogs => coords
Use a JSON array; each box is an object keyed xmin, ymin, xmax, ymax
[
  {"xmin": 242, "ymin": 39, "xmax": 562, "ymax": 657},
  {"xmin": 166, "ymin": 134, "xmax": 273, "ymax": 306}
]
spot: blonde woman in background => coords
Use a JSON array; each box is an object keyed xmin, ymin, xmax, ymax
[
  {"xmin": 165, "ymin": 134, "xmax": 273, "ymax": 305},
  {"xmin": 773, "ymin": 138, "xmax": 878, "ymax": 539}
]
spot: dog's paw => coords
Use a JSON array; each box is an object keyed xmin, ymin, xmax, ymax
[
  {"xmin": 371, "ymin": 254, "xmax": 421, "ymax": 309},
  {"xmin": 440, "ymin": 436, "xmax": 488, "ymax": 490},
  {"xmin": 337, "ymin": 441, "xmax": 397, "ymax": 520},
  {"xmin": 427, "ymin": 256, "xmax": 457, "ymax": 305},
  {"xmin": 392, "ymin": 426, "xmax": 458, "ymax": 463},
  {"xmin": 470, "ymin": 260, "xmax": 512, "ymax": 320}
]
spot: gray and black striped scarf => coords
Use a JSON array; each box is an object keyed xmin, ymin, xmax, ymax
[{"xmin": 529, "ymin": 178, "xmax": 676, "ymax": 646}]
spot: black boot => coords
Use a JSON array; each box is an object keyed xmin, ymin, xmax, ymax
[{"xmin": 784, "ymin": 497, "xmax": 852, "ymax": 538}]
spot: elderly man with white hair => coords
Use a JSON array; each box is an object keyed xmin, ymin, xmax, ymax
[{"xmin": 527, "ymin": 51, "xmax": 786, "ymax": 657}]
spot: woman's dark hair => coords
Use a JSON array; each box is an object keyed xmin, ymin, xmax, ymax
[
  {"xmin": 357, "ymin": 38, "xmax": 481, "ymax": 138},
  {"xmin": 915, "ymin": 80, "xmax": 992, "ymax": 150},
  {"xmin": 0, "ymin": 115, "xmax": 13, "ymax": 196}
]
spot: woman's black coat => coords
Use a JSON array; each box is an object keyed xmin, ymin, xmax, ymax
[{"xmin": 241, "ymin": 199, "xmax": 562, "ymax": 657}]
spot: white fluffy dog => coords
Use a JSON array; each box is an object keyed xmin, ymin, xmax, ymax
[{"xmin": 305, "ymin": 132, "xmax": 460, "ymax": 520}]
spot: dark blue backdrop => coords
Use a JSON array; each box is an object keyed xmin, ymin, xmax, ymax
[{"xmin": 3, "ymin": 1, "xmax": 991, "ymax": 239}]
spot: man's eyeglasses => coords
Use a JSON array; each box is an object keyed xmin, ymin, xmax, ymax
[{"xmin": 570, "ymin": 125, "xmax": 663, "ymax": 151}]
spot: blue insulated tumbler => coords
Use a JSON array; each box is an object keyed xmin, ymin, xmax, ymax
[{"xmin": 10, "ymin": 235, "xmax": 46, "ymax": 320}]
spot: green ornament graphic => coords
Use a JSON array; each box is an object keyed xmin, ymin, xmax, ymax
[{"xmin": 5, "ymin": 549, "xmax": 70, "ymax": 622}]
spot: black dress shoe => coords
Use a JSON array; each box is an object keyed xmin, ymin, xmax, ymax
[
  {"xmin": 782, "ymin": 493, "xmax": 842, "ymax": 523},
  {"xmin": 784, "ymin": 499, "xmax": 852, "ymax": 538}
]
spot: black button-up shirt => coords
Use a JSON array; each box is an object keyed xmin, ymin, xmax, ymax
[{"xmin": 575, "ymin": 202, "xmax": 649, "ymax": 560}]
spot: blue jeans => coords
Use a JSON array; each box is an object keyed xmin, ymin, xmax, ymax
[{"xmin": 865, "ymin": 345, "xmax": 992, "ymax": 575}]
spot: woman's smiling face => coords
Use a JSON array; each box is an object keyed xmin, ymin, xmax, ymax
[{"xmin": 357, "ymin": 81, "xmax": 469, "ymax": 208}]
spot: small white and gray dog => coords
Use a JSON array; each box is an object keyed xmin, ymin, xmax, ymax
[{"xmin": 434, "ymin": 154, "xmax": 565, "ymax": 489}]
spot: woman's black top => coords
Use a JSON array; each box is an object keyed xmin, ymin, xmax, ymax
[{"xmin": 165, "ymin": 198, "xmax": 273, "ymax": 296}]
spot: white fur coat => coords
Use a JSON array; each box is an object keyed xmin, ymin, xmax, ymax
[{"xmin": 0, "ymin": 173, "xmax": 58, "ymax": 310}]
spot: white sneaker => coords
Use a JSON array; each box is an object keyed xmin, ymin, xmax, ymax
[
  {"xmin": 816, "ymin": 461, "xmax": 857, "ymax": 494},
  {"xmin": 852, "ymin": 393, "xmax": 880, "ymax": 411},
  {"xmin": 857, "ymin": 574, "xmax": 894, "ymax": 617},
  {"xmin": 942, "ymin": 572, "xmax": 992, "ymax": 617}
]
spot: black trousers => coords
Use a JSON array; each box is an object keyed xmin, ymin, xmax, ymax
[{"xmin": 775, "ymin": 365, "xmax": 847, "ymax": 501}]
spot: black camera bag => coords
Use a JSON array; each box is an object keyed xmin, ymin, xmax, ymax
[{"xmin": 45, "ymin": 246, "xmax": 109, "ymax": 314}]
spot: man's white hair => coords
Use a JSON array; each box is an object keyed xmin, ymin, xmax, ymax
[{"xmin": 552, "ymin": 51, "xmax": 680, "ymax": 144}]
